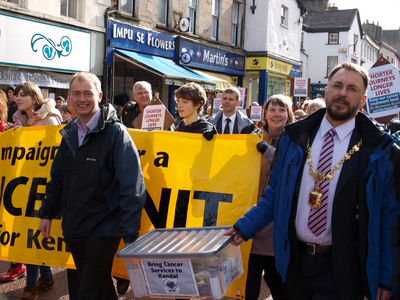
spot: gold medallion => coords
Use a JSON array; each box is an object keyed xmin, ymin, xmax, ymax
[
  {"xmin": 308, "ymin": 190, "xmax": 322, "ymax": 209},
  {"xmin": 305, "ymin": 137, "xmax": 362, "ymax": 210}
]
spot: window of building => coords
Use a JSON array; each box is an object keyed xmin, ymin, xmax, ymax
[
  {"xmin": 211, "ymin": 0, "xmax": 220, "ymax": 40},
  {"xmin": 281, "ymin": 6, "xmax": 288, "ymax": 27},
  {"xmin": 301, "ymin": 32, "xmax": 304, "ymax": 50},
  {"xmin": 328, "ymin": 32, "xmax": 339, "ymax": 44},
  {"xmin": 120, "ymin": 0, "xmax": 136, "ymax": 16},
  {"xmin": 188, "ymin": 0, "xmax": 197, "ymax": 33},
  {"xmin": 60, "ymin": 0, "xmax": 77, "ymax": 18},
  {"xmin": 158, "ymin": 0, "xmax": 169, "ymax": 26},
  {"xmin": 392, "ymin": 58, "xmax": 394, "ymax": 63},
  {"xmin": 353, "ymin": 34, "xmax": 358, "ymax": 53},
  {"xmin": 231, "ymin": 1, "xmax": 239, "ymax": 45},
  {"xmin": 6, "ymin": 0, "xmax": 19, "ymax": 4},
  {"xmin": 327, "ymin": 56, "xmax": 338, "ymax": 76}
]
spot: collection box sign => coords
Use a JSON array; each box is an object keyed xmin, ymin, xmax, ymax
[
  {"xmin": 367, "ymin": 63, "xmax": 400, "ymax": 118},
  {"xmin": 179, "ymin": 40, "xmax": 245, "ymax": 75},
  {"xmin": 141, "ymin": 260, "xmax": 199, "ymax": 297},
  {"xmin": 0, "ymin": 13, "xmax": 90, "ymax": 72},
  {"xmin": 109, "ymin": 20, "xmax": 176, "ymax": 59}
]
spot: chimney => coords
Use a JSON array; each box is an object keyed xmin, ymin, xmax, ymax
[
  {"xmin": 377, "ymin": 21, "xmax": 379, "ymax": 26},
  {"xmin": 366, "ymin": 19, "xmax": 369, "ymax": 24}
]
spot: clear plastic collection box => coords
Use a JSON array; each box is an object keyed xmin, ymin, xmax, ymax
[{"xmin": 117, "ymin": 226, "xmax": 243, "ymax": 299}]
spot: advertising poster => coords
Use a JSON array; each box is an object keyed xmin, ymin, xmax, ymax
[
  {"xmin": 250, "ymin": 106, "xmax": 262, "ymax": 121},
  {"xmin": 212, "ymin": 98, "xmax": 221, "ymax": 114},
  {"xmin": 142, "ymin": 104, "xmax": 166, "ymax": 131},
  {"xmin": 237, "ymin": 87, "xmax": 246, "ymax": 109},
  {"xmin": 294, "ymin": 78, "xmax": 308, "ymax": 97},
  {"xmin": 366, "ymin": 63, "xmax": 400, "ymax": 118}
]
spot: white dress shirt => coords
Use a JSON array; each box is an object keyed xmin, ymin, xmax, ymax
[
  {"xmin": 295, "ymin": 115, "xmax": 355, "ymax": 245},
  {"xmin": 222, "ymin": 113, "xmax": 236, "ymax": 134}
]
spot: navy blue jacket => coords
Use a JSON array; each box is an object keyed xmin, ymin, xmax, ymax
[
  {"xmin": 235, "ymin": 109, "xmax": 400, "ymax": 299},
  {"xmin": 40, "ymin": 104, "xmax": 146, "ymax": 244}
]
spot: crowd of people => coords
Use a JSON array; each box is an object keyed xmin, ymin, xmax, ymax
[{"xmin": 0, "ymin": 61, "xmax": 399, "ymax": 300}]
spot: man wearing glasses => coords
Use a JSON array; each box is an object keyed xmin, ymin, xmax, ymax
[{"xmin": 123, "ymin": 81, "xmax": 152, "ymax": 128}]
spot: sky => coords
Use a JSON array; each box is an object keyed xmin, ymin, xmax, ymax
[{"xmin": 328, "ymin": 0, "xmax": 400, "ymax": 30}]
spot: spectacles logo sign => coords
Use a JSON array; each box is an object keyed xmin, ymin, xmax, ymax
[{"xmin": 31, "ymin": 34, "xmax": 72, "ymax": 61}]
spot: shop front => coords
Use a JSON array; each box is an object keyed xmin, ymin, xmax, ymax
[
  {"xmin": 310, "ymin": 83, "xmax": 326, "ymax": 99},
  {"xmin": 0, "ymin": 12, "xmax": 92, "ymax": 98},
  {"xmin": 106, "ymin": 19, "xmax": 215, "ymax": 115},
  {"xmin": 178, "ymin": 39, "xmax": 245, "ymax": 90},
  {"xmin": 245, "ymin": 56, "xmax": 301, "ymax": 105}
]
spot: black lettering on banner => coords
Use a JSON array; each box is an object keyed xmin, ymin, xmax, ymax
[
  {"xmin": 0, "ymin": 231, "xmax": 10, "ymax": 245},
  {"xmin": 27, "ymin": 228, "xmax": 41, "ymax": 249},
  {"xmin": 42, "ymin": 236, "xmax": 55, "ymax": 250},
  {"xmin": 173, "ymin": 190, "xmax": 190, "ymax": 228},
  {"xmin": 193, "ymin": 191, "xmax": 233, "ymax": 226},
  {"xmin": 26, "ymin": 229, "xmax": 69, "ymax": 252},
  {"xmin": 154, "ymin": 152, "xmax": 169, "ymax": 167},
  {"xmin": 0, "ymin": 176, "xmax": 4, "ymax": 206},
  {"xmin": 144, "ymin": 188, "xmax": 171, "ymax": 228},
  {"xmin": 1, "ymin": 143, "xmax": 59, "ymax": 167},
  {"xmin": 3, "ymin": 177, "xmax": 28, "ymax": 216},
  {"xmin": 25, "ymin": 178, "xmax": 47, "ymax": 218},
  {"xmin": 10, "ymin": 232, "xmax": 20, "ymax": 246},
  {"xmin": 11, "ymin": 147, "xmax": 25, "ymax": 166},
  {"xmin": 0, "ymin": 224, "xmax": 21, "ymax": 246}
]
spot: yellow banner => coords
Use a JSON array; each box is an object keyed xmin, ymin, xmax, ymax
[{"xmin": 0, "ymin": 126, "xmax": 261, "ymax": 298}]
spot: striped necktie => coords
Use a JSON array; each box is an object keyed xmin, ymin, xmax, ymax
[{"xmin": 308, "ymin": 128, "xmax": 336, "ymax": 236}]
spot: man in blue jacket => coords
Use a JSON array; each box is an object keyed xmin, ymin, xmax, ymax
[
  {"xmin": 227, "ymin": 62, "xmax": 400, "ymax": 300},
  {"xmin": 39, "ymin": 72, "xmax": 146, "ymax": 300}
]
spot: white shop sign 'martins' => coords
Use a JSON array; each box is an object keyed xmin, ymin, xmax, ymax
[{"xmin": 0, "ymin": 13, "xmax": 91, "ymax": 72}]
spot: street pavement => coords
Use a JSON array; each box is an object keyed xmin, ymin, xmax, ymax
[{"xmin": 0, "ymin": 260, "xmax": 272, "ymax": 300}]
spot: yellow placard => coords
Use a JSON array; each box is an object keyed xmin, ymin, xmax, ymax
[{"xmin": 0, "ymin": 126, "xmax": 261, "ymax": 299}]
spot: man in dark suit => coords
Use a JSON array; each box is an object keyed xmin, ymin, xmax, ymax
[
  {"xmin": 227, "ymin": 62, "xmax": 400, "ymax": 300},
  {"xmin": 208, "ymin": 87, "xmax": 254, "ymax": 134}
]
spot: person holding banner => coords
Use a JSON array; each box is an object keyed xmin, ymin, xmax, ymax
[
  {"xmin": 175, "ymin": 82, "xmax": 217, "ymax": 138},
  {"xmin": 39, "ymin": 72, "xmax": 146, "ymax": 300},
  {"xmin": 123, "ymin": 81, "xmax": 152, "ymax": 128},
  {"xmin": 209, "ymin": 87, "xmax": 254, "ymax": 134},
  {"xmin": 248, "ymin": 95, "xmax": 294, "ymax": 300},
  {"xmin": 227, "ymin": 62, "xmax": 400, "ymax": 300},
  {"xmin": 3, "ymin": 82, "xmax": 62, "ymax": 300}
]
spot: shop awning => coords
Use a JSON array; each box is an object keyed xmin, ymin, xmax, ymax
[
  {"xmin": 114, "ymin": 49, "xmax": 216, "ymax": 90},
  {"xmin": 193, "ymin": 70, "xmax": 236, "ymax": 91}
]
